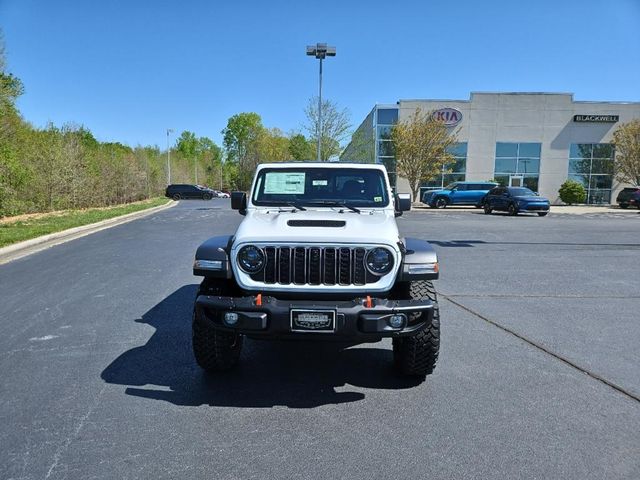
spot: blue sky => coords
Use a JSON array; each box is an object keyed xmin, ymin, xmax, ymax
[{"xmin": 2, "ymin": 0, "xmax": 639, "ymax": 149}]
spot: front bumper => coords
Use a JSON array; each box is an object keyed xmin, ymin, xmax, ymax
[
  {"xmin": 195, "ymin": 294, "xmax": 434, "ymax": 340},
  {"xmin": 520, "ymin": 203, "xmax": 550, "ymax": 212}
]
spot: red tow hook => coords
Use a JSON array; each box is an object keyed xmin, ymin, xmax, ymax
[
  {"xmin": 255, "ymin": 293, "xmax": 262, "ymax": 306},
  {"xmin": 365, "ymin": 295, "xmax": 373, "ymax": 308}
]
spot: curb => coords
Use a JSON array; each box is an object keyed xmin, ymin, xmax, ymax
[
  {"xmin": 0, "ymin": 200, "xmax": 176, "ymax": 265},
  {"xmin": 410, "ymin": 205, "xmax": 637, "ymax": 215}
]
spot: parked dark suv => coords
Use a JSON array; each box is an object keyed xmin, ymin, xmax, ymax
[
  {"xmin": 616, "ymin": 187, "xmax": 640, "ymax": 209},
  {"xmin": 165, "ymin": 184, "xmax": 215, "ymax": 200}
]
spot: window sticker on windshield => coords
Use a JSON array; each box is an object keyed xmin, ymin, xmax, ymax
[
  {"xmin": 312, "ymin": 180, "xmax": 328, "ymax": 186},
  {"xmin": 374, "ymin": 196, "xmax": 383, "ymax": 202},
  {"xmin": 264, "ymin": 172, "xmax": 306, "ymax": 194}
]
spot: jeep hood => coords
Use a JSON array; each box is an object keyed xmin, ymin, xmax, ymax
[{"xmin": 233, "ymin": 209, "xmax": 400, "ymax": 246}]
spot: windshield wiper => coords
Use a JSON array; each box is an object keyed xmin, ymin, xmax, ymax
[
  {"xmin": 283, "ymin": 202, "xmax": 306, "ymax": 211},
  {"xmin": 312, "ymin": 201, "xmax": 361, "ymax": 213},
  {"xmin": 259, "ymin": 200, "xmax": 307, "ymax": 211}
]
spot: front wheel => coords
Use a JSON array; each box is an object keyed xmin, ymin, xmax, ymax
[
  {"xmin": 508, "ymin": 203, "xmax": 519, "ymax": 216},
  {"xmin": 393, "ymin": 280, "xmax": 440, "ymax": 377},
  {"xmin": 433, "ymin": 197, "xmax": 448, "ymax": 209},
  {"xmin": 202, "ymin": 193, "xmax": 212, "ymax": 200},
  {"xmin": 538, "ymin": 212, "xmax": 548, "ymax": 217},
  {"xmin": 483, "ymin": 204, "xmax": 493, "ymax": 215}
]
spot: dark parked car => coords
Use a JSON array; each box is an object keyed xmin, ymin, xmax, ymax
[
  {"xmin": 165, "ymin": 184, "xmax": 215, "ymax": 200},
  {"xmin": 616, "ymin": 187, "xmax": 640, "ymax": 209},
  {"xmin": 422, "ymin": 181, "xmax": 498, "ymax": 208},
  {"xmin": 628, "ymin": 190, "xmax": 640, "ymax": 209},
  {"xmin": 483, "ymin": 186, "xmax": 550, "ymax": 216}
]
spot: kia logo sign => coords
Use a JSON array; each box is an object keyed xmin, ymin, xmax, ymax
[{"xmin": 432, "ymin": 108, "xmax": 462, "ymax": 126}]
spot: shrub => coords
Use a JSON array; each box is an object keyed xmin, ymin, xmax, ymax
[{"xmin": 558, "ymin": 179, "xmax": 587, "ymax": 205}]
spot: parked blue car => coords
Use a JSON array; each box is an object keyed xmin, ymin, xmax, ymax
[
  {"xmin": 422, "ymin": 181, "xmax": 498, "ymax": 208},
  {"xmin": 483, "ymin": 186, "xmax": 550, "ymax": 216}
]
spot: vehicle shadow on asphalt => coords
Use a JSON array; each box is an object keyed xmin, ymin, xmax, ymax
[{"xmin": 101, "ymin": 285, "xmax": 422, "ymax": 408}]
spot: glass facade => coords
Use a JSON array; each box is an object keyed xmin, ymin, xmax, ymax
[
  {"xmin": 375, "ymin": 108, "xmax": 399, "ymax": 187},
  {"xmin": 420, "ymin": 143, "xmax": 468, "ymax": 195},
  {"xmin": 494, "ymin": 142, "xmax": 541, "ymax": 192},
  {"xmin": 568, "ymin": 143, "xmax": 614, "ymax": 204}
]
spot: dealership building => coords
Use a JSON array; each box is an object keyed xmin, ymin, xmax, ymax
[{"xmin": 341, "ymin": 92, "xmax": 640, "ymax": 204}]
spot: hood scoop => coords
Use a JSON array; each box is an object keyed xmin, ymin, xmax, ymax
[{"xmin": 287, "ymin": 220, "xmax": 346, "ymax": 228}]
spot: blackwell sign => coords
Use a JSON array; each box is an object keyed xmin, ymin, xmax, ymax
[{"xmin": 573, "ymin": 114, "xmax": 619, "ymax": 123}]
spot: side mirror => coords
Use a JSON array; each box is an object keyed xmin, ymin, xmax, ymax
[
  {"xmin": 395, "ymin": 193, "xmax": 411, "ymax": 217},
  {"xmin": 231, "ymin": 191, "xmax": 247, "ymax": 215}
]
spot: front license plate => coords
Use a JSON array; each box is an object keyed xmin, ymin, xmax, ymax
[{"xmin": 291, "ymin": 309, "xmax": 335, "ymax": 332}]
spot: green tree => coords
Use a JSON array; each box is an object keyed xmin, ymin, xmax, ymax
[
  {"xmin": 257, "ymin": 128, "xmax": 292, "ymax": 163},
  {"xmin": 198, "ymin": 137, "xmax": 224, "ymax": 188},
  {"xmin": 612, "ymin": 120, "xmax": 640, "ymax": 186},
  {"xmin": 0, "ymin": 32, "xmax": 23, "ymax": 114},
  {"xmin": 222, "ymin": 113, "xmax": 264, "ymax": 190},
  {"xmin": 558, "ymin": 179, "xmax": 587, "ymax": 204},
  {"xmin": 303, "ymin": 97, "xmax": 351, "ymax": 161},
  {"xmin": 176, "ymin": 130, "xmax": 199, "ymax": 157},
  {"xmin": 288, "ymin": 133, "xmax": 315, "ymax": 161},
  {"xmin": 176, "ymin": 130, "xmax": 204, "ymax": 184},
  {"xmin": 391, "ymin": 108, "xmax": 458, "ymax": 200}
]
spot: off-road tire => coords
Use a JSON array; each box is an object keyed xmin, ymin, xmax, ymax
[
  {"xmin": 192, "ymin": 280, "xmax": 243, "ymax": 372},
  {"xmin": 537, "ymin": 212, "xmax": 548, "ymax": 217},
  {"xmin": 508, "ymin": 203, "xmax": 519, "ymax": 216},
  {"xmin": 434, "ymin": 197, "xmax": 448, "ymax": 209},
  {"xmin": 392, "ymin": 280, "xmax": 440, "ymax": 377}
]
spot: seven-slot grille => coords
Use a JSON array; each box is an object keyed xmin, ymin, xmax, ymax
[{"xmin": 248, "ymin": 246, "xmax": 383, "ymax": 286}]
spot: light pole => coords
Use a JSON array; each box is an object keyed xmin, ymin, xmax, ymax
[
  {"xmin": 166, "ymin": 128, "xmax": 173, "ymax": 184},
  {"xmin": 306, "ymin": 43, "xmax": 336, "ymax": 161}
]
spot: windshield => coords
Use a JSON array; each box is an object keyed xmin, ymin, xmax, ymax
[
  {"xmin": 509, "ymin": 187, "xmax": 536, "ymax": 196},
  {"xmin": 252, "ymin": 167, "xmax": 390, "ymax": 208}
]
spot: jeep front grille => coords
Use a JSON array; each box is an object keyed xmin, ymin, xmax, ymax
[{"xmin": 249, "ymin": 246, "xmax": 381, "ymax": 286}]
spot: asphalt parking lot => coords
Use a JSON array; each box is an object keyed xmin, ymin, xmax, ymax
[{"xmin": 1, "ymin": 199, "xmax": 638, "ymax": 479}]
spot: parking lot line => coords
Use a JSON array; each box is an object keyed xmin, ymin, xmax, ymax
[{"xmin": 442, "ymin": 295, "xmax": 640, "ymax": 404}]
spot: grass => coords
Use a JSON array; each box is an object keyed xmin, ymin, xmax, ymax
[{"xmin": 0, "ymin": 197, "xmax": 170, "ymax": 248}]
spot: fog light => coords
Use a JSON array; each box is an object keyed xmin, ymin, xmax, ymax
[
  {"xmin": 223, "ymin": 312, "xmax": 239, "ymax": 326},
  {"xmin": 388, "ymin": 314, "xmax": 407, "ymax": 328}
]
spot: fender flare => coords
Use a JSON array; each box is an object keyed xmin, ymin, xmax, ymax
[
  {"xmin": 398, "ymin": 237, "xmax": 439, "ymax": 281},
  {"xmin": 193, "ymin": 235, "xmax": 234, "ymax": 278}
]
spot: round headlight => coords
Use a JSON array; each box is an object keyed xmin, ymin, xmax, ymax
[
  {"xmin": 237, "ymin": 245, "xmax": 265, "ymax": 273},
  {"xmin": 365, "ymin": 247, "xmax": 394, "ymax": 275}
]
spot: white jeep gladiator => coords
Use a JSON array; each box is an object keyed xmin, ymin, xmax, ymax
[{"xmin": 192, "ymin": 162, "xmax": 440, "ymax": 377}]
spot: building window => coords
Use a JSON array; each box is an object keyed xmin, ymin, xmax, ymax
[
  {"xmin": 375, "ymin": 108, "xmax": 399, "ymax": 187},
  {"xmin": 377, "ymin": 108, "xmax": 398, "ymax": 125},
  {"xmin": 568, "ymin": 143, "xmax": 614, "ymax": 204},
  {"xmin": 419, "ymin": 143, "xmax": 467, "ymax": 196},
  {"xmin": 494, "ymin": 142, "xmax": 541, "ymax": 192}
]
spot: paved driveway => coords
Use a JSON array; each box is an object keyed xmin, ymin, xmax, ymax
[{"xmin": 1, "ymin": 200, "xmax": 638, "ymax": 479}]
